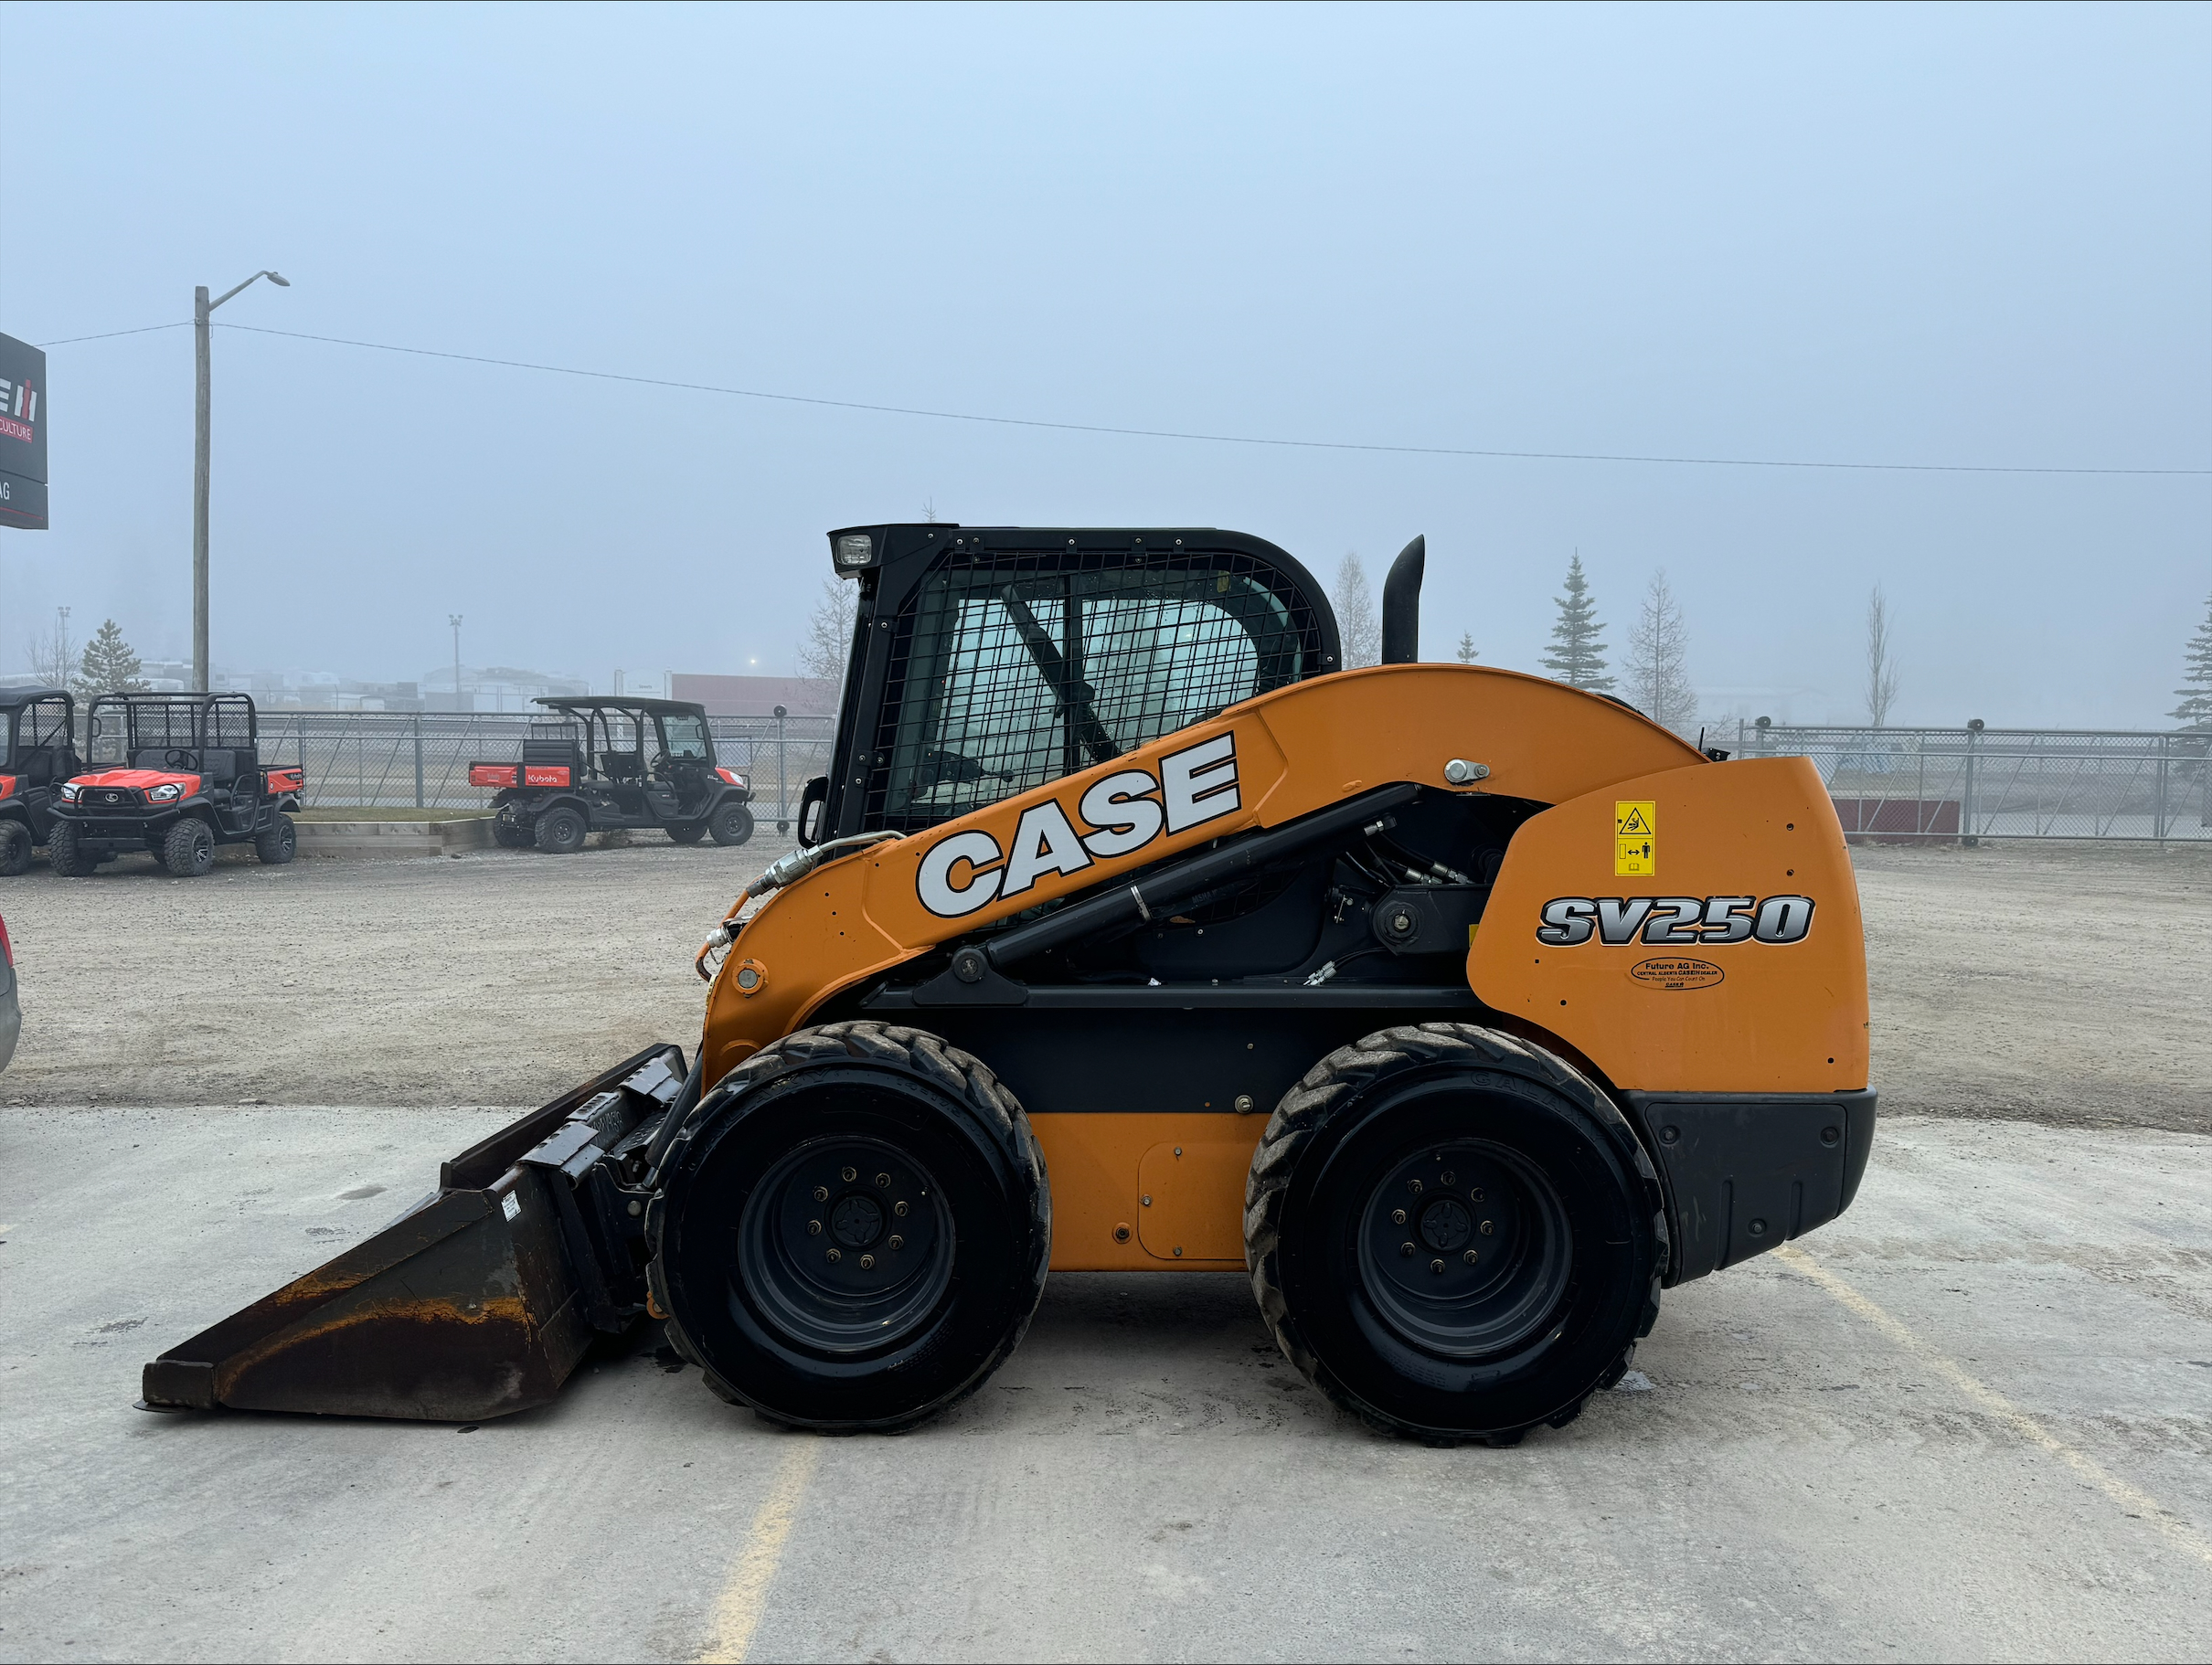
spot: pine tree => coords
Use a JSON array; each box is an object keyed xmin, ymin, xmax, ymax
[
  {"xmin": 1625, "ymin": 569, "xmax": 1697, "ymax": 735},
  {"xmin": 2175, "ymin": 590, "xmax": 2212, "ymax": 728},
  {"xmin": 1333, "ymin": 553, "xmax": 1379, "ymax": 668},
  {"xmin": 1540, "ymin": 554, "xmax": 1612, "ymax": 691},
  {"xmin": 75, "ymin": 618, "xmax": 148, "ymax": 695},
  {"xmin": 1454, "ymin": 631, "xmax": 1479, "ymax": 663}
]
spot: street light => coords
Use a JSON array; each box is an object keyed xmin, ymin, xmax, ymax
[
  {"xmin": 193, "ymin": 269, "xmax": 289, "ymax": 693},
  {"xmin": 450, "ymin": 615, "xmax": 464, "ymax": 711}
]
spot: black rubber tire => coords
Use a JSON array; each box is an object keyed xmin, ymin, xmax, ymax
[
  {"xmin": 0, "ymin": 820, "xmax": 30, "ymax": 877},
  {"xmin": 46, "ymin": 822, "xmax": 93, "ymax": 877},
  {"xmin": 254, "ymin": 811, "xmax": 297, "ymax": 865},
  {"xmin": 665, "ymin": 821, "xmax": 707, "ymax": 845},
  {"xmin": 534, "ymin": 805, "xmax": 587, "ymax": 854},
  {"xmin": 649, "ymin": 1020, "xmax": 1050, "ymax": 1434},
  {"xmin": 493, "ymin": 819, "xmax": 535, "ymax": 849},
  {"xmin": 163, "ymin": 818, "xmax": 216, "ymax": 877},
  {"xmin": 1246, "ymin": 1023, "xmax": 1665, "ymax": 1447},
  {"xmin": 707, "ymin": 801, "xmax": 754, "ymax": 847}
]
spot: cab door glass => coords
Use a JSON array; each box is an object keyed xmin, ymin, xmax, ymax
[{"xmin": 660, "ymin": 714, "xmax": 710, "ymax": 760}]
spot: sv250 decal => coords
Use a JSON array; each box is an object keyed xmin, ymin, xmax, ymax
[
  {"xmin": 916, "ymin": 733, "xmax": 1241, "ymax": 918},
  {"xmin": 1537, "ymin": 894, "xmax": 1813, "ymax": 948}
]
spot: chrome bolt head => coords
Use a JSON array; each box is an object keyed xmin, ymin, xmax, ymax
[
  {"xmin": 894, "ymin": 1201, "xmax": 909, "ymax": 1217},
  {"xmin": 1481, "ymin": 1219, "xmax": 1495, "ymax": 1235},
  {"xmin": 813, "ymin": 1185, "xmax": 829, "ymax": 1203},
  {"xmin": 1440, "ymin": 1170, "xmax": 1456, "ymax": 1187},
  {"xmin": 1399, "ymin": 1241, "xmax": 1415, "ymax": 1257},
  {"xmin": 1430, "ymin": 1258, "xmax": 1445, "ymax": 1275},
  {"xmin": 860, "ymin": 1254, "xmax": 876, "ymax": 1270},
  {"xmin": 841, "ymin": 1166, "xmax": 856, "ymax": 1182},
  {"xmin": 1470, "ymin": 1187, "xmax": 1485, "ymax": 1203},
  {"xmin": 876, "ymin": 1172, "xmax": 892, "ymax": 1188},
  {"xmin": 1391, "ymin": 1207, "xmax": 1407, "ymax": 1225},
  {"xmin": 807, "ymin": 1219, "xmax": 822, "ymax": 1235},
  {"xmin": 1463, "ymin": 1249, "xmax": 1479, "ymax": 1265},
  {"xmin": 1407, "ymin": 1178, "xmax": 1423, "ymax": 1195},
  {"xmin": 825, "ymin": 1247, "xmax": 841, "ymax": 1263},
  {"xmin": 888, "ymin": 1235, "xmax": 904, "ymax": 1251}
]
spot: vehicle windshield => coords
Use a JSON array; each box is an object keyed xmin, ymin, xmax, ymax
[{"xmin": 659, "ymin": 713, "xmax": 710, "ymax": 759}]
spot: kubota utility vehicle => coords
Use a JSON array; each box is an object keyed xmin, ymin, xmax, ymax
[
  {"xmin": 51, "ymin": 693, "xmax": 303, "ymax": 877},
  {"xmin": 0, "ymin": 686, "xmax": 80, "ymax": 876},
  {"xmin": 470, "ymin": 696, "xmax": 755, "ymax": 853},
  {"xmin": 145, "ymin": 525, "xmax": 1875, "ymax": 1447}
]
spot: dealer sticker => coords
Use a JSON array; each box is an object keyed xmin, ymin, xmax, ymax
[{"xmin": 1615, "ymin": 801, "xmax": 1655, "ymax": 877}]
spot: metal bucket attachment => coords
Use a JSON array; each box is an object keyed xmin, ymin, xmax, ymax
[{"xmin": 142, "ymin": 1044, "xmax": 686, "ymax": 1421}]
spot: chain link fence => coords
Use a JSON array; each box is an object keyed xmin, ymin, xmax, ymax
[
  {"xmin": 1738, "ymin": 723, "xmax": 2212, "ymax": 842},
  {"xmin": 248, "ymin": 711, "xmax": 838, "ymax": 823}
]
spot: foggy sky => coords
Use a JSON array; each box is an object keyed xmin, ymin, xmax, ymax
[{"xmin": 2, "ymin": 1, "xmax": 2207, "ymax": 727}]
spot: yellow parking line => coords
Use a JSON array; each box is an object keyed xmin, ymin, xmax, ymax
[
  {"xmin": 1777, "ymin": 1243, "xmax": 2212, "ymax": 1571},
  {"xmin": 697, "ymin": 1437, "xmax": 824, "ymax": 1664}
]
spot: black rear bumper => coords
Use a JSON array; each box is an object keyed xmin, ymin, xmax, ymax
[{"xmin": 1622, "ymin": 1088, "xmax": 1877, "ymax": 1286}]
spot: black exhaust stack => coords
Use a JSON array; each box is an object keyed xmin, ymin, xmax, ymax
[{"xmin": 1380, "ymin": 536, "xmax": 1425, "ymax": 664}]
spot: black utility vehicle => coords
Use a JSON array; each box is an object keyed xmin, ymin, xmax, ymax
[
  {"xmin": 0, "ymin": 687, "xmax": 80, "ymax": 876},
  {"xmin": 471, "ymin": 697, "xmax": 755, "ymax": 854},
  {"xmin": 50, "ymin": 693, "xmax": 304, "ymax": 877}
]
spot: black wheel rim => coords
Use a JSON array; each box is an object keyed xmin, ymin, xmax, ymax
[
  {"xmin": 737, "ymin": 1135, "xmax": 954, "ymax": 1356},
  {"xmin": 1351, "ymin": 1139, "xmax": 1571, "ymax": 1362}
]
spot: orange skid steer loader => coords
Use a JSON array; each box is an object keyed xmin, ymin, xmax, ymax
[{"xmin": 144, "ymin": 526, "xmax": 1872, "ymax": 1446}]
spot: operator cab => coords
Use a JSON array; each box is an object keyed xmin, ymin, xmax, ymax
[
  {"xmin": 1, "ymin": 687, "xmax": 77, "ymax": 788},
  {"xmin": 803, "ymin": 525, "xmax": 1344, "ymax": 844}
]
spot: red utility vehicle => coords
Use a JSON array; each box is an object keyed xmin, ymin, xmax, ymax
[{"xmin": 50, "ymin": 693, "xmax": 304, "ymax": 877}]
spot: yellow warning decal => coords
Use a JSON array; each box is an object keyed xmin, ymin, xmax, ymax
[{"xmin": 1615, "ymin": 800, "xmax": 1655, "ymax": 877}]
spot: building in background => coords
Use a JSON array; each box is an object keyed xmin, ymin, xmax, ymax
[{"xmin": 671, "ymin": 673, "xmax": 838, "ymax": 716}]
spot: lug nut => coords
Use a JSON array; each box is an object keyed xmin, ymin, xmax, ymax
[
  {"xmin": 876, "ymin": 1172, "xmax": 892, "ymax": 1188},
  {"xmin": 894, "ymin": 1201, "xmax": 909, "ymax": 1217},
  {"xmin": 1440, "ymin": 1171, "xmax": 1456, "ymax": 1186},
  {"xmin": 1470, "ymin": 1187, "xmax": 1485, "ymax": 1202},
  {"xmin": 1481, "ymin": 1219, "xmax": 1494, "ymax": 1235},
  {"xmin": 1399, "ymin": 1241, "xmax": 1415, "ymax": 1257},
  {"xmin": 860, "ymin": 1254, "xmax": 876, "ymax": 1269},
  {"xmin": 1391, "ymin": 1207, "xmax": 1407, "ymax": 1225},
  {"xmin": 1463, "ymin": 1249, "xmax": 1478, "ymax": 1265},
  {"xmin": 814, "ymin": 1186, "xmax": 828, "ymax": 1203},
  {"xmin": 826, "ymin": 1247, "xmax": 841, "ymax": 1263},
  {"xmin": 807, "ymin": 1219, "xmax": 822, "ymax": 1235},
  {"xmin": 1430, "ymin": 1258, "xmax": 1445, "ymax": 1275},
  {"xmin": 888, "ymin": 1235, "xmax": 903, "ymax": 1251},
  {"xmin": 841, "ymin": 1166, "xmax": 856, "ymax": 1182},
  {"xmin": 1407, "ymin": 1178, "xmax": 1423, "ymax": 1195}
]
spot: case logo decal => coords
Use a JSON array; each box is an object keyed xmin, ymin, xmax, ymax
[
  {"xmin": 916, "ymin": 733, "xmax": 1241, "ymax": 918},
  {"xmin": 1614, "ymin": 800, "xmax": 1655, "ymax": 877},
  {"xmin": 1537, "ymin": 894, "xmax": 1814, "ymax": 947}
]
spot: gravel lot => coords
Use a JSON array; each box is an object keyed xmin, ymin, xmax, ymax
[{"xmin": 1, "ymin": 837, "xmax": 2208, "ymax": 1661}]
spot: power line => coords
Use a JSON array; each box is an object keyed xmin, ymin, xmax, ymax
[
  {"xmin": 37, "ymin": 321, "xmax": 192, "ymax": 346},
  {"xmin": 38, "ymin": 315, "xmax": 2211, "ymax": 478}
]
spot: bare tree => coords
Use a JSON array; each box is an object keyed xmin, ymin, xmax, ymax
[
  {"xmin": 1865, "ymin": 585, "xmax": 1901, "ymax": 727},
  {"xmin": 797, "ymin": 578, "xmax": 858, "ymax": 682},
  {"xmin": 1333, "ymin": 553, "xmax": 1379, "ymax": 669},
  {"xmin": 25, "ymin": 606, "xmax": 76, "ymax": 689},
  {"xmin": 1624, "ymin": 569, "xmax": 1697, "ymax": 736}
]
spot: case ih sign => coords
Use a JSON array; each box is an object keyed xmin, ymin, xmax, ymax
[{"xmin": 0, "ymin": 332, "xmax": 48, "ymax": 531}]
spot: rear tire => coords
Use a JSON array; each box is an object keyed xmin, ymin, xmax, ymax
[
  {"xmin": 534, "ymin": 805, "xmax": 587, "ymax": 854},
  {"xmin": 1245, "ymin": 1023, "xmax": 1665, "ymax": 1447},
  {"xmin": 665, "ymin": 821, "xmax": 707, "ymax": 845},
  {"xmin": 254, "ymin": 811, "xmax": 297, "ymax": 865},
  {"xmin": 707, "ymin": 801, "xmax": 754, "ymax": 847},
  {"xmin": 163, "ymin": 818, "xmax": 216, "ymax": 877},
  {"xmin": 650, "ymin": 1020, "xmax": 1050, "ymax": 1434},
  {"xmin": 0, "ymin": 820, "xmax": 29, "ymax": 877},
  {"xmin": 47, "ymin": 821, "xmax": 95, "ymax": 877}
]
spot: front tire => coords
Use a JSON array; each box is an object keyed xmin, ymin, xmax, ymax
[
  {"xmin": 254, "ymin": 811, "xmax": 297, "ymax": 865},
  {"xmin": 707, "ymin": 801, "xmax": 754, "ymax": 847},
  {"xmin": 665, "ymin": 821, "xmax": 707, "ymax": 845},
  {"xmin": 1246, "ymin": 1023, "xmax": 1665, "ymax": 1446},
  {"xmin": 47, "ymin": 821, "xmax": 95, "ymax": 877},
  {"xmin": 0, "ymin": 820, "xmax": 30, "ymax": 876},
  {"xmin": 493, "ymin": 819, "xmax": 535, "ymax": 849},
  {"xmin": 163, "ymin": 818, "xmax": 217, "ymax": 877},
  {"xmin": 534, "ymin": 805, "xmax": 587, "ymax": 854},
  {"xmin": 650, "ymin": 1021, "xmax": 1050, "ymax": 1434}
]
